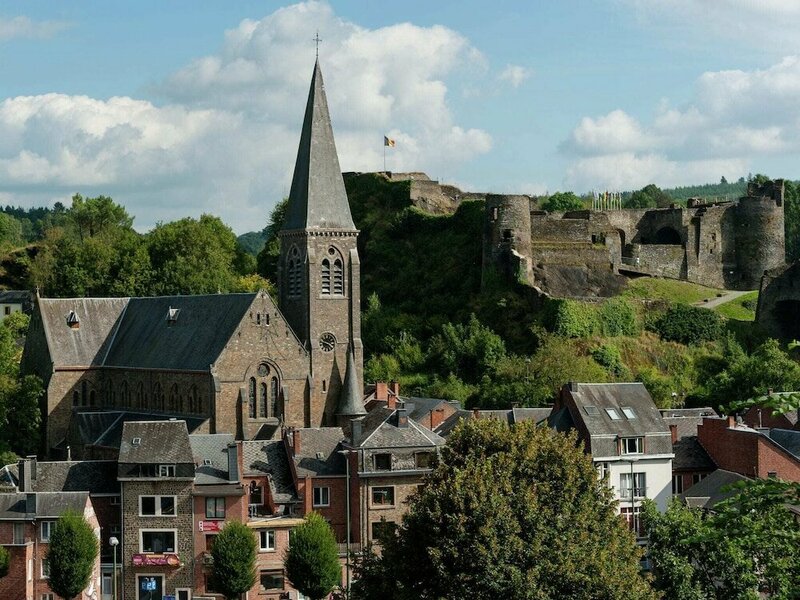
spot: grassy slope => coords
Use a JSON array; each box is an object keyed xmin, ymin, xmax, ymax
[
  {"xmin": 714, "ymin": 291, "xmax": 759, "ymax": 321},
  {"xmin": 622, "ymin": 278, "xmax": 724, "ymax": 305}
]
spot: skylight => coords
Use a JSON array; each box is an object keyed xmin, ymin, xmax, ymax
[
  {"xmin": 621, "ymin": 407, "xmax": 636, "ymax": 419},
  {"xmin": 584, "ymin": 405, "xmax": 599, "ymax": 416},
  {"xmin": 605, "ymin": 408, "xmax": 621, "ymax": 420}
]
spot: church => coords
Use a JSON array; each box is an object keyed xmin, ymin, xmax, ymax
[{"xmin": 21, "ymin": 61, "xmax": 367, "ymax": 458}]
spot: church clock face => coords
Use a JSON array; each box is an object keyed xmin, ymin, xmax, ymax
[{"xmin": 319, "ymin": 332, "xmax": 337, "ymax": 352}]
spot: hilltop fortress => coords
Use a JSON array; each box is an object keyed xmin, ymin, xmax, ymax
[{"xmin": 375, "ymin": 173, "xmax": 786, "ymax": 297}]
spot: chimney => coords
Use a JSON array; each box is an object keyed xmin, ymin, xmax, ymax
[
  {"xmin": 18, "ymin": 457, "xmax": 36, "ymax": 492},
  {"xmin": 387, "ymin": 391, "xmax": 397, "ymax": 410},
  {"xmin": 395, "ymin": 407, "xmax": 409, "ymax": 428},
  {"xmin": 292, "ymin": 429, "xmax": 301, "ymax": 455},
  {"xmin": 669, "ymin": 424, "xmax": 678, "ymax": 444},
  {"xmin": 727, "ymin": 415, "xmax": 736, "ymax": 428},
  {"xmin": 430, "ymin": 408, "xmax": 446, "ymax": 430},
  {"xmin": 375, "ymin": 382, "xmax": 388, "ymax": 402},
  {"xmin": 350, "ymin": 418, "xmax": 363, "ymax": 446},
  {"xmin": 389, "ymin": 381, "xmax": 400, "ymax": 398},
  {"xmin": 25, "ymin": 493, "xmax": 36, "ymax": 517},
  {"xmin": 227, "ymin": 443, "xmax": 239, "ymax": 483}
]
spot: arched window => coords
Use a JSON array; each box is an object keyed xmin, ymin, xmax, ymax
[
  {"xmin": 120, "ymin": 381, "xmax": 129, "ymax": 408},
  {"xmin": 169, "ymin": 384, "xmax": 178, "ymax": 412},
  {"xmin": 270, "ymin": 377, "xmax": 279, "ymax": 418},
  {"xmin": 189, "ymin": 385, "xmax": 197, "ymax": 413},
  {"xmin": 197, "ymin": 394, "xmax": 204, "ymax": 415},
  {"xmin": 248, "ymin": 378, "xmax": 256, "ymax": 419},
  {"xmin": 153, "ymin": 382, "xmax": 163, "ymax": 411},
  {"xmin": 287, "ymin": 246, "xmax": 302, "ymax": 298},
  {"xmin": 136, "ymin": 382, "xmax": 144, "ymax": 409},
  {"xmin": 81, "ymin": 381, "xmax": 87, "ymax": 406},
  {"xmin": 333, "ymin": 258, "xmax": 344, "ymax": 295},
  {"xmin": 89, "ymin": 390, "xmax": 96, "ymax": 407},
  {"xmin": 259, "ymin": 383, "xmax": 267, "ymax": 418},
  {"xmin": 321, "ymin": 259, "xmax": 331, "ymax": 295}
]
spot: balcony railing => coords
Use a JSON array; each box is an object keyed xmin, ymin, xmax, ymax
[{"xmin": 336, "ymin": 543, "xmax": 362, "ymax": 557}]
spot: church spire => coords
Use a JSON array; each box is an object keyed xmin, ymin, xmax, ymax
[
  {"xmin": 283, "ymin": 60, "xmax": 356, "ymax": 231},
  {"xmin": 336, "ymin": 343, "xmax": 366, "ymax": 418}
]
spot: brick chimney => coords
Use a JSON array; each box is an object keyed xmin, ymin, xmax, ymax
[
  {"xmin": 727, "ymin": 415, "xmax": 736, "ymax": 428},
  {"xmin": 387, "ymin": 391, "xmax": 397, "ymax": 410},
  {"xmin": 227, "ymin": 443, "xmax": 239, "ymax": 483},
  {"xmin": 430, "ymin": 408, "xmax": 446, "ymax": 430},
  {"xmin": 395, "ymin": 407, "xmax": 409, "ymax": 428},
  {"xmin": 669, "ymin": 424, "xmax": 678, "ymax": 444},
  {"xmin": 292, "ymin": 428, "xmax": 301, "ymax": 455},
  {"xmin": 375, "ymin": 382, "xmax": 388, "ymax": 402},
  {"xmin": 389, "ymin": 380, "xmax": 400, "ymax": 398}
]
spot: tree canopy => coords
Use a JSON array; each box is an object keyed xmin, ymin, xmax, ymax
[
  {"xmin": 210, "ymin": 521, "xmax": 257, "ymax": 600},
  {"xmin": 46, "ymin": 510, "xmax": 99, "ymax": 599},
  {"xmin": 626, "ymin": 184, "xmax": 672, "ymax": 209},
  {"xmin": 352, "ymin": 419, "xmax": 655, "ymax": 600},
  {"xmin": 284, "ymin": 512, "xmax": 341, "ymax": 600},
  {"xmin": 540, "ymin": 191, "xmax": 584, "ymax": 212}
]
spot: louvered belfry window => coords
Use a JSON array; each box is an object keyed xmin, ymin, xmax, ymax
[
  {"xmin": 333, "ymin": 258, "xmax": 343, "ymax": 295},
  {"xmin": 287, "ymin": 246, "xmax": 302, "ymax": 297},
  {"xmin": 321, "ymin": 259, "xmax": 331, "ymax": 295}
]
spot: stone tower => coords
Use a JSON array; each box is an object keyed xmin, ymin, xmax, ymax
[{"xmin": 278, "ymin": 60, "xmax": 363, "ymax": 427}]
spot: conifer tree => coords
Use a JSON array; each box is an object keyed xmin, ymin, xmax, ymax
[
  {"xmin": 210, "ymin": 521, "xmax": 257, "ymax": 600},
  {"xmin": 47, "ymin": 511, "xmax": 98, "ymax": 600},
  {"xmin": 284, "ymin": 512, "xmax": 341, "ymax": 600}
]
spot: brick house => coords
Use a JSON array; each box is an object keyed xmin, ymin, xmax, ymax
[
  {"xmin": 697, "ymin": 416, "xmax": 800, "ymax": 481},
  {"xmin": 0, "ymin": 486, "xmax": 101, "ymax": 600},
  {"xmin": 21, "ymin": 58, "xmax": 367, "ymax": 458},
  {"xmin": 661, "ymin": 407, "xmax": 717, "ymax": 495},
  {"xmin": 550, "ymin": 382, "xmax": 674, "ymax": 537}
]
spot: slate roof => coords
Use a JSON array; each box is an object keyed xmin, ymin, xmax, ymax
[
  {"xmin": 0, "ymin": 290, "xmax": 31, "ymax": 305},
  {"xmin": 0, "ymin": 492, "xmax": 89, "ymax": 519},
  {"xmin": 38, "ymin": 297, "xmax": 129, "ymax": 367},
  {"xmin": 660, "ymin": 407, "xmax": 717, "ymax": 419},
  {"xmin": 562, "ymin": 383, "xmax": 673, "ymax": 457},
  {"xmin": 511, "ymin": 407, "xmax": 553, "ymax": 424},
  {"xmin": 190, "ymin": 434, "xmax": 235, "ymax": 485},
  {"xmin": 337, "ymin": 346, "xmax": 367, "ymax": 417},
  {"xmin": 766, "ymin": 429, "xmax": 800, "ymax": 459},
  {"xmin": 354, "ymin": 407, "xmax": 444, "ymax": 449},
  {"xmin": 2, "ymin": 461, "xmax": 119, "ymax": 494},
  {"xmin": 118, "ymin": 420, "xmax": 193, "ymax": 465},
  {"xmin": 681, "ymin": 469, "xmax": 749, "ymax": 509},
  {"xmin": 283, "ymin": 61, "xmax": 356, "ymax": 231},
  {"xmin": 402, "ymin": 396, "xmax": 455, "ymax": 422},
  {"xmin": 672, "ymin": 437, "xmax": 716, "ymax": 471},
  {"xmin": 75, "ymin": 410, "xmax": 208, "ymax": 450},
  {"xmin": 291, "ymin": 428, "xmax": 347, "ymax": 477},
  {"xmin": 433, "ymin": 407, "xmax": 553, "ymax": 437},
  {"xmin": 241, "ymin": 440, "xmax": 297, "ymax": 503},
  {"xmin": 434, "ymin": 409, "xmax": 471, "ymax": 437}
]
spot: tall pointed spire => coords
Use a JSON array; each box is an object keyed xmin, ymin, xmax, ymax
[
  {"xmin": 283, "ymin": 61, "xmax": 356, "ymax": 231},
  {"xmin": 336, "ymin": 343, "xmax": 366, "ymax": 417}
]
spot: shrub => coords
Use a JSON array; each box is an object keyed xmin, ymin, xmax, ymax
[
  {"xmin": 47, "ymin": 511, "xmax": 99, "ymax": 599},
  {"xmin": 591, "ymin": 344, "xmax": 629, "ymax": 377},
  {"xmin": 210, "ymin": 521, "xmax": 257, "ymax": 600},
  {"xmin": 653, "ymin": 304, "xmax": 723, "ymax": 345},
  {"xmin": 285, "ymin": 512, "xmax": 341, "ymax": 600},
  {"xmin": 0, "ymin": 546, "xmax": 8, "ymax": 578},
  {"xmin": 546, "ymin": 299, "xmax": 600, "ymax": 338},
  {"xmin": 598, "ymin": 297, "xmax": 639, "ymax": 337}
]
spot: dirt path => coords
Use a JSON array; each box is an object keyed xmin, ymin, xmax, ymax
[{"xmin": 693, "ymin": 289, "xmax": 754, "ymax": 309}]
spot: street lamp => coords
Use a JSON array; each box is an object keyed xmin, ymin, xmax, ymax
[
  {"xmin": 624, "ymin": 457, "xmax": 640, "ymax": 537},
  {"xmin": 109, "ymin": 536, "xmax": 119, "ymax": 600},
  {"xmin": 337, "ymin": 449, "xmax": 352, "ymax": 595}
]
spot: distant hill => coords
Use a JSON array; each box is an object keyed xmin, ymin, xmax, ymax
[
  {"xmin": 237, "ymin": 230, "xmax": 267, "ymax": 256},
  {"xmin": 662, "ymin": 180, "xmax": 748, "ymax": 203}
]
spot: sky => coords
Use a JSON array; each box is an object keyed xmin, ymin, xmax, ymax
[{"xmin": 2, "ymin": 0, "xmax": 800, "ymax": 233}]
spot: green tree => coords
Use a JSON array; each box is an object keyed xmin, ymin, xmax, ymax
[
  {"xmin": 352, "ymin": 419, "xmax": 655, "ymax": 600},
  {"xmin": 256, "ymin": 197, "xmax": 288, "ymax": 282},
  {"xmin": 427, "ymin": 314, "xmax": 506, "ymax": 384},
  {"xmin": 626, "ymin": 184, "xmax": 672, "ymax": 209},
  {"xmin": 284, "ymin": 512, "xmax": 341, "ymax": 600},
  {"xmin": 68, "ymin": 194, "xmax": 133, "ymax": 240},
  {"xmin": 210, "ymin": 521, "xmax": 257, "ymax": 600},
  {"xmin": 0, "ymin": 545, "xmax": 8, "ymax": 578},
  {"xmin": 6, "ymin": 375, "xmax": 43, "ymax": 456},
  {"xmin": 540, "ymin": 191, "xmax": 584, "ymax": 212},
  {"xmin": 784, "ymin": 179, "xmax": 800, "ymax": 262},
  {"xmin": 147, "ymin": 214, "xmax": 239, "ymax": 295},
  {"xmin": 47, "ymin": 510, "xmax": 99, "ymax": 600},
  {"xmin": 0, "ymin": 213, "xmax": 23, "ymax": 250},
  {"xmin": 653, "ymin": 304, "xmax": 723, "ymax": 345}
]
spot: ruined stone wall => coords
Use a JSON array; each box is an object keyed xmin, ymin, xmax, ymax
[
  {"xmin": 756, "ymin": 261, "xmax": 800, "ymax": 340},
  {"xmin": 735, "ymin": 192, "xmax": 786, "ymax": 289},
  {"xmin": 482, "ymin": 195, "xmax": 534, "ymax": 287},
  {"xmin": 631, "ymin": 244, "xmax": 686, "ymax": 279}
]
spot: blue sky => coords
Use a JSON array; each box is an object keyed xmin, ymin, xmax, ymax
[{"xmin": 1, "ymin": 1, "xmax": 799, "ymax": 232}]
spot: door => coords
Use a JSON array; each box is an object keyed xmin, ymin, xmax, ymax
[{"xmin": 137, "ymin": 575, "xmax": 164, "ymax": 600}]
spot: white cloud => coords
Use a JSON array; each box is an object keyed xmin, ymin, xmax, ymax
[
  {"xmin": 0, "ymin": 16, "xmax": 70, "ymax": 41},
  {"xmin": 0, "ymin": 2, "xmax": 492, "ymax": 232},
  {"xmin": 498, "ymin": 64, "xmax": 530, "ymax": 88},
  {"xmin": 563, "ymin": 55, "xmax": 800, "ymax": 189}
]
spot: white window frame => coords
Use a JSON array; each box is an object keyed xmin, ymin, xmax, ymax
[
  {"xmin": 370, "ymin": 486, "xmax": 396, "ymax": 507},
  {"xmin": 312, "ymin": 486, "xmax": 330, "ymax": 507},
  {"xmin": 605, "ymin": 408, "xmax": 621, "ymax": 420},
  {"xmin": 40, "ymin": 520, "xmax": 55, "ymax": 542},
  {"xmin": 139, "ymin": 495, "xmax": 177, "ymax": 517},
  {"xmin": 621, "ymin": 437, "xmax": 644, "ymax": 455},
  {"xmin": 619, "ymin": 472, "xmax": 647, "ymax": 499},
  {"xmin": 175, "ymin": 588, "xmax": 192, "ymax": 600},
  {"xmin": 596, "ymin": 462, "xmax": 610, "ymax": 481},
  {"xmin": 139, "ymin": 528, "xmax": 178, "ymax": 554},
  {"xmin": 672, "ymin": 474, "xmax": 684, "ymax": 495},
  {"xmin": 40, "ymin": 594, "xmax": 54, "ymax": 600},
  {"xmin": 621, "ymin": 407, "xmax": 636, "ymax": 419},
  {"xmin": 259, "ymin": 529, "xmax": 276, "ymax": 552},
  {"xmin": 157, "ymin": 464, "xmax": 176, "ymax": 477},
  {"xmin": 14, "ymin": 522, "xmax": 26, "ymax": 544}
]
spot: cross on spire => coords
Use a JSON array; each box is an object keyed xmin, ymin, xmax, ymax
[{"xmin": 313, "ymin": 30, "xmax": 322, "ymax": 59}]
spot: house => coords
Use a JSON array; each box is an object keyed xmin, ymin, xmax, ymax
[
  {"xmin": 21, "ymin": 58, "xmax": 366, "ymax": 458},
  {"xmin": 661, "ymin": 407, "xmax": 717, "ymax": 495},
  {"xmin": 0, "ymin": 290, "xmax": 31, "ymax": 321},
  {"xmin": 433, "ymin": 406, "xmax": 553, "ymax": 437},
  {"xmin": 742, "ymin": 394, "xmax": 800, "ymax": 431},
  {"xmin": 679, "ymin": 469, "xmax": 751, "ymax": 510},
  {"xmin": 550, "ymin": 382, "xmax": 674, "ymax": 537},
  {"xmin": 0, "ymin": 482, "xmax": 101, "ymax": 600}
]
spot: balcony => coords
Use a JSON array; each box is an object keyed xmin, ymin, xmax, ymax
[{"xmin": 336, "ymin": 543, "xmax": 362, "ymax": 557}]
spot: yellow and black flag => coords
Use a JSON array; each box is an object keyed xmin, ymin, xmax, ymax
[{"xmin": 384, "ymin": 135, "xmax": 396, "ymax": 147}]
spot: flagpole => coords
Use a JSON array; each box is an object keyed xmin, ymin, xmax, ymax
[{"xmin": 383, "ymin": 141, "xmax": 386, "ymax": 172}]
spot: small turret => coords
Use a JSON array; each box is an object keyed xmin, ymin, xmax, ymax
[{"xmin": 336, "ymin": 344, "xmax": 366, "ymax": 423}]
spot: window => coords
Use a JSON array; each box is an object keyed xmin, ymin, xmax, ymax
[
  {"xmin": 13, "ymin": 522, "xmax": 25, "ymax": 544},
  {"xmin": 415, "ymin": 452, "xmax": 433, "ymax": 469},
  {"xmin": 110, "ymin": 495, "xmax": 121, "ymax": 505},
  {"xmin": 313, "ymin": 486, "xmax": 330, "ymax": 507},
  {"xmin": 584, "ymin": 405, "xmax": 599, "ymax": 416},
  {"xmin": 259, "ymin": 382, "xmax": 267, "ymax": 418},
  {"xmin": 693, "ymin": 473, "xmax": 708, "ymax": 484},
  {"xmin": 270, "ymin": 377, "xmax": 279, "ymax": 418},
  {"xmin": 287, "ymin": 246, "xmax": 302, "ymax": 298},
  {"xmin": 40, "ymin": 520, "xmax": 55, "ymax": 542},
  {"xmin": 3, "ymin": 307, "xmax": 10, "ymax": 315},
  {"xmin": 157, "ymin": 464, "xmax": 176, "ymax": 477},
  {"xmin": 333, "ymin": 258, "xmax": 344, "ymax": 295},
  {"xmin": 371, "ymin": 520, "xmax": 396, "ymax": 540},
  {"xmin": 41, "ymin": 594, "xmax": 54, "ymax": 600},
  {"xmin": 621, "ymin": 407, "xmax": 636, "ymax": 419},
  {"xmin": 596, "ymin": 462, "xmax": 610, "ymax": 481},
  {"xmin": 139, "ymin": 495, "xmax": 176, "ymax": 517},
  {"xmin": 205, "ymin": 534, "xmax": 217, "ymax": 552},
  {"xmin": 260, "ymin": 569, "xmax": 285, "ymax": 591},
  {"xmin": 141, "ymin": 530, "xmax": 176, "ymax": 553},
  {"xmin": 321, "ymin": 258, "xmax": 331, "ymax": 295},
  {"xmin": 619, "ymin": 472, "xmax": 647, "ymax": 499},
  {"xmin": 248, "ymin": 377, "xmax": 256, "ymax": 419},
  {"xmin": 374, "ymin": 453, "xmax": 391, "ymax": 471},
  {"xmin": 605, "ymin": 408, "xmax": 621, "ymax": 420},
  {"xmin": 620, "ymin": 506, "xmax": 644, "ymax": 537},
  {"xmin": 205, "ymin": 497, "xmax": 225, "ymax": 519},
  {"xmin": 672, "ymin": 474, "xmax": 684, "ymax": 495},
  {"xmin": 176, "ymin": 590, "xmax": 191, "ymax": 600},
  {"xmin": 27, "ymin": 558, "xmax": 32, "ymax": 581},
  {"xmin": 259, "ymin": 529, "xmax": 275, "ymax": 552},
  {"xmin": 621, "ymin": 437, "xmax": 644, "ymax": 455},
  {"xmin": 41, "ymin": 558, "xmax": 50, "ymax": 578},
  {"xmin": 102, "ymin": 574, "xmax": 112, "ymax": 595},
  {"xmin": 371, "ymin": 486, "xmax": 395, "ymax": 506},
  {"xmin": 249, "ymin": 481, "xmax": 263, "ymax": 505}
]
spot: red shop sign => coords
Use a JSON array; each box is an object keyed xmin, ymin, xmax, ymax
[
  {"xmin": 199, "ymin": 520, "xmax": 222, "ymax": 532},
  {"xmin": 131, "ymin": 553, "xmax": 181, "ymax": 567}
]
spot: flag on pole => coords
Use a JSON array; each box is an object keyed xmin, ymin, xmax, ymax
[{"xmin": 384, "ymin": 136, "xmax": 396, "ymax": 147}]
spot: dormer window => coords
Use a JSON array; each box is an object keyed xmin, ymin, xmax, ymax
[
  {"xmin": 66, "ymin": 310, "xmax": 80, "ymax": 329},
  {"xmin": 157, "ymin": 464, "xmax": 176, "ymax": 477},
  {"xmin": 621, "ymin": 437, "xmax": 644, "ymax": 455},
  {"xmin": 374, "ymin": 453, "xmax": 391, "ymax": 471},
  {"xmin": 132, "ymin": 437, "xmax": 141, "ymax": 446},
  {"xmin": 166, "ymin": 307, "xmax": 180, "ymax": 324}
]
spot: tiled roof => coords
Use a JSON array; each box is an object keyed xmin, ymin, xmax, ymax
[
  {"xmin": 190, "ymin": 434, "xmax": 235, "ymax": 485},
  {"xmin": 75, "ymin": 410, "xmax": 208, "ymax": 450},
  {"xmin": 511, "ymin": 407, "xmax": 553, "ymax": 424},
  {"xmin": 767, "ymin": 428, "xmax": 800, "ymax": 459},
  {"xmin": 0, "ymin": 491, "xmax": 89, "ymax": 519},
  {"xmin": 355, "ymin": 408, "xmax": 444, "ymax": 449},
  {"xmin": 291, "ymin": 428, "xmax": 347, "ymax": 477},
  {"xmin": 241, "ymin": 440, "xmax": 297, "ymax": 503},
  {"xmin": 118, "ymin": 420, "xmax": 193, "ymax": 465},
  {"xmin": 662, "ymin": 416, "xmax": 705, "ymax": 441},
  {"xmin": 681, "ymin": 469, "xmax": 749, "ymax": 509},
  {"xmin": 672, "ymin": 436, "xmax": 716, "ymax": 471}
]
